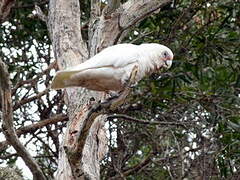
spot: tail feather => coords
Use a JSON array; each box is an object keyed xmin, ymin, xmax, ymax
[{"xmin": 51, "ymin": 70, "xmax": 78, "ymax": 89}]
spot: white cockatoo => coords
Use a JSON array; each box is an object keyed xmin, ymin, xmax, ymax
[{"xmin": 51, "ymin": 43, "xmax": 173, "ymax": 92}]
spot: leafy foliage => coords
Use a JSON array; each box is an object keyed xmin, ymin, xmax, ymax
[{"xmin": 102, "ymin": 0, "xmax": 240, "ymax": 179}]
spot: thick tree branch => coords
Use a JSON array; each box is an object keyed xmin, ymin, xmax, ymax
[
  {"xmin": 112, "ymin": 0, "xmax": 171, "ymax": 44},
  {"xmin": 66, "ymin": 66, "xmax": 138, "ymax": 178},
  {"xmin": 0, "ymin": 59, "xmax": 46, "ymax": 180},
  {"xmin": 120, "ymin": 0, "xmax": 171, "ymax": 29},
  {"xmin": 48, "ymin": 0, "xmax": 88, "ymax": 69},
  {"xmin": 91, "ymin": 0, "xmax": 101, "ymax": 17},
  {"xmin": 89, "ymin": 0, "xmax": 171, "ymax": 52},
  {"xmin": 49, "ymin": 0, "xmax": 108, "ymax": 179},
  {"xmin": 17, "ymin": 114, "xmax": 68, "ymax": 135}
]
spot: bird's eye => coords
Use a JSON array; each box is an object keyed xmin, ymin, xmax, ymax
[{"xmin": 162, "ymin": 51, "xmax": 168, "ymax": 58}]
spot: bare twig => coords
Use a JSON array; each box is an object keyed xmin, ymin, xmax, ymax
[
  {"xmin": 110, "ymin": 152, "xmax": 154, "ymax": 179},
  {"xmin": 0, "ymin": 114, "xmax": 68, "ymax": 152},
  {"xmin": 130, "ymin": 31, "xmax": 154, "ymax": 44},
  {"xmin": 107, "ymin": 114, "xmax": 187, "ymax": 128},
  {"xmin": 0, "ymin": 59, "xmax": 46, "ymax": 180},
  {"xmin": 12, "ymin": 61, "xmax": 56, "ymax": 94},
  {"xmin": 13, "ymin": 88, "xmax": 50, "ymax": 110},
  {"xmin": 35, "ymin": 5, "xmax": 47, "ymax": 22}
]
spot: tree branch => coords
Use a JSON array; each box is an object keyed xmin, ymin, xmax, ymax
[
  {"xmin": 113, "ymin": 0, "xmax": 171, "ymax": 43},
  {"xmin": 48, "ymin": 0, "xmax": 88, "ymax": 69},
  {"xmin": 107, "ymin": 114, "xmax": 188, "ymax": 128},
  {"xmin": 106, "ymin": 0, "xmax": 121, "ymax": 14},
  {"xmin": 65, "ymin": 66, "xmax": 138, "ymax": 178},
  {"xmin": 110, "ymin": 152, "xmax": 154, "ymax": 179},
  {"xmin": 13, "ymin": 88, "xmax": 50, "ymax": 110},
  {"xmin": 34, "ymin": 5, "xmax": 47, "ymax": 23},
  {"xmin": 0, "ymin": 59, "xmax": 46, "ymax": 180},
  {"xmin": 120, "ymin": 0, "xmax": 171, "ymax": 29},
  {"xmin": 91, "ymin": 0, "xmax": 101, "ymax": 18},
  {"xmin": 12, "ymin": 61, "xmax": 56, "ymax": 95},
  {"xmin": 0, "ymin": 114, "xmax": 68, "ymax": 152}
]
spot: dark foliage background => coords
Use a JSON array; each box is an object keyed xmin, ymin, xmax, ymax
[{"xmin": 0, "ymin": 0, "xmax": 239, "ymax": 179}]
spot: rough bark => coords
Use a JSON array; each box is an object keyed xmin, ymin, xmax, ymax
[
  {"xmin": 48, "ymin": 0, "xmax": 171, "ymax": 179},
  {"xmin": 0, "ymin": 0, "xmax": 15, "ymax": 23}
]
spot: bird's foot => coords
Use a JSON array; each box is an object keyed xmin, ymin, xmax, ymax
[
  {"xmin": 129, "ymin": 65, "xmax": 138, "ymax": 85},
  {"xmin": 123, "ymin": 65, "xmax": 139, "ymax": 89}
]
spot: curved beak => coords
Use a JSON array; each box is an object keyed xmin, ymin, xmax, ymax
[{"xmin": 163, "ymin": 60, "xmax": 172, "ymax": 69}]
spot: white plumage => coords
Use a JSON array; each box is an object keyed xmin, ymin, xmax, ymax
[{"xmin": 51, "ymin": 43, "xmax": 173, "ymax": 91}]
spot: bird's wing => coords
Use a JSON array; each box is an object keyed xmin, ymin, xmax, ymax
[
  {"xmin": 51, "ymin": 44, "xmax": 140, "ymax": 89},
  {"xmin": 68, "ymin": 44, "xmax": 140, "ymax": 71}
]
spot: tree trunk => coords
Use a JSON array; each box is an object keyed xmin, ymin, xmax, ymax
[{"xmin": 47, "ymin": 0, "xmax": 171, "ymax": 179}]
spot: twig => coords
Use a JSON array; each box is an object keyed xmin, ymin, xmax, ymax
[
  {"xmin": 0, "ymin": 59, "xmax": 46, "ymax": 180},
  {"xmin": 109, "ymin": 152, "xmax": 154, "ymax": 179},
  {"xmin": 0, "ymin": 114, "xmax": 68, "ymax": 152},
  {"xmin": 110, "ymin": 146, "xmax": 203, "ymax": 179},
  {"xmin": 13, "ymin": 88, "xmax": 50, "ymax": 110},
  {"xmin": 107, "ymin": 114, "xmax": 187, "ymax": 128},
  {"xmin": 35, "ymin": 5, "xmax": 47, "ymax": 22},
  {"xmin": 12, "ymin": 61, "xmax": 56, "ymax": 95},
  {"xmin": 130, "ymin": 31, "xmax": 154, "ymax": 44}
]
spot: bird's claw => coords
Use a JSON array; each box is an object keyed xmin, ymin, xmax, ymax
[
  {"xmin": 129, "ymin": 65, "xmax": 138, "ymax": 84},
  {"xmin": 124, "ymin": 65, "xmax": 139, "ymax": 89}
]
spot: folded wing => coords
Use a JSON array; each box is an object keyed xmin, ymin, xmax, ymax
[{"xmin": 51, "ymin": 44, "xmax": 140, "ymax": 90}]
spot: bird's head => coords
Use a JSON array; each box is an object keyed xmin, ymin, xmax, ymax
[
  {"xmin": 139, "ymin": 43, "xmax": 173, "ymax": 71},
  {"xmin": 154, "ymin": 44, "xmax": 173, "ymax": 70}
]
